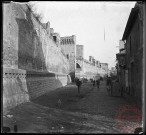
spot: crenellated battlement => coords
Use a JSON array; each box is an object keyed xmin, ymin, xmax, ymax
[{"xmin": 60, "ymin": 35, "xmax": 76, "ymax": 45}]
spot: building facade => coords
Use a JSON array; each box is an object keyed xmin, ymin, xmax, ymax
[
  {"xmin": 100, "ymin": 63, "xmax": 108, "ymax": 75},
  {"xmin": 117, "ymin": 2, "xmax": 144, "ymax": 106},
  {"xmin": 116, "ymin": 40, "xmax": 126, "ymax": 91}
]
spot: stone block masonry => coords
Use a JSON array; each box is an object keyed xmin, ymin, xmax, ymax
[
  {"xmin": 3, "ymin": 2, "xmax": 71, "ymax": 113},
  {"xmin": 3, "ymin": 68, "xmax": 29, "ymax": 114},
  {"xmin": 3, "ymin": 68, "xmax": 70, "ymax": 114},
  {"xmin": 26, "ymin": 71, "xmax": 70, "ymax": 100}
]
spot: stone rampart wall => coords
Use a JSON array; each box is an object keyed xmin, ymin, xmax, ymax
[{"xmin": 3, "ymin": 2, "xmax": 71, "ymax": 113}]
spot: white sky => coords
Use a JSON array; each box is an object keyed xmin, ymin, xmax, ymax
[{"xmin": 29, "ymin": 1, "xmax": 136, "ymax": 69}]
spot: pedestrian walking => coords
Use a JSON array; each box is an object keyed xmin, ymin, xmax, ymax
[
  {"xmin": 96, "ymin": 79, "xmax": 100, "ymax": 89},
  {"xmin": 93, "ymin": 80, "xmax": 95, "ymax": 86},
  {"xmin": 75, "ymin": 78, "xmax": 82, "ymax": 93},
  {"xmin": 107, "ymin": 77, "xmax": 112, "ymax": 96},
  {"xmin": 57, "ymin": 99, "xmax": 62, "ymax": 107}
]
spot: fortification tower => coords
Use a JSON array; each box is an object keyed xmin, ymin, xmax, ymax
[
  {"xmin": 76, "ymin": 45, "xmax": 84, "ymax": 77},
  {"xmin": 60, "ymin": 35, "xmax": 76, "ymax": 82},
  {"xmin": 76, "ymin": 45, "xmax": 84, "ymax": 59}
]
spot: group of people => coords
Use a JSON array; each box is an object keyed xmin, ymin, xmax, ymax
[
  {"xmin": 93, "ymin": 79, "xmax": 100, "ymax": 88},
  {"xmin": 74, "ymin": 76, "xmax": 121, "ymax": 97},
  {"xmin": 75, "ymin": 77, "xmax": 101, "ymax": 93}
]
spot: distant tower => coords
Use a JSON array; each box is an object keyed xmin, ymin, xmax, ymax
[
  {"xmin": 76, "ymin": 45, "xmax": 84, "ymax": 74},
  {"xmin": 60, "ymin": 35, "xmax": 76, "ymax": 82},
  {"xmin": 76, "ymin": 45, "xmax": 84, "ymax": 60}
]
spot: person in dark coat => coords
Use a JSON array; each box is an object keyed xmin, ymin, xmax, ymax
[
  {"xmin": 75, "ymin": 78, "xmax": 82, "ymax": 93},
  {"xmin": 96, "ymin": 79, "xmax": 100, "ymax": 88},
  {"xmin": 93, "ymin": 80, "xmax": 95, "ymax": 86},
  {"xmin": 107, "ymin": 77, "xmax": 112, "ymax": 86}
]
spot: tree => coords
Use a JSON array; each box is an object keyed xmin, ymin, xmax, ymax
[{"xmin": 27, "ymin": 2, "xmax": 43, "ymax": 23}]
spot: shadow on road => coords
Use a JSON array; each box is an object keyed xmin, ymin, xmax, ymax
[{"xmin": 32, "ymin": 82, "xmax": 93, "ymax": 112}]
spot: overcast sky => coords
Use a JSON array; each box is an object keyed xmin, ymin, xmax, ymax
[{"xmin": 29, "ymin": 1, "xmax": 136, "ymax": 69}]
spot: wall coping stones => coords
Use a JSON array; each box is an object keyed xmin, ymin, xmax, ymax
[
  {"xmin": 3, "ymin": 67, "xmax": 69, "ymax": 79},
  {"xmin": 3, "ymin": 68, "xmax": 26, "ymax": 79},
  {"xmin": 26, "ymin": 70, "xmax": 68, "ymax": 78}
]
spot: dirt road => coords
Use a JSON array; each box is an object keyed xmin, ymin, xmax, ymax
[{"xmin": 3, "ymin": 80, "xmax": 141, "ymax": 133}]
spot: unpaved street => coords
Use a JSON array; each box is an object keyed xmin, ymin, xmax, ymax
[{"xmin": 3, "ymin": 81, "xmax": 141, "ymax": 133}]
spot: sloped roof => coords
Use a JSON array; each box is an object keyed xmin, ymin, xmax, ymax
[{"xmin": 122, "ymin": 3, "xmax": 141, "ymax": 40}]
